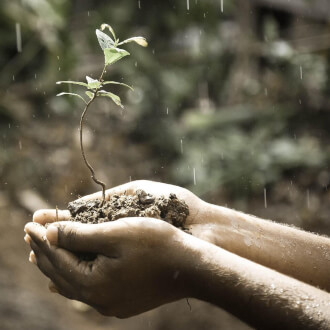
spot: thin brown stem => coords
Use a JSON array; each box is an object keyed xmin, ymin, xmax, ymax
[{"xmin": 79, "ymin": 65, "xmax": 107, "ymax": 204}]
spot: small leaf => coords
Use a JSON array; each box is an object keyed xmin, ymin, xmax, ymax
[
  {"xmin": 56, "ymin": 92, "xmax": 86, "ymax": 104},
  {"xmin": 86, "ymin": 76, "xmax": 102, "ymax": 89},
  {"xmin": 56, "ymin": 81, "xmax": 88, "ymax": 87},
  {"xmin": 118, "ymin": 37, "xmax": 148, "ymax": 47},
  {"xmin": 97, "ymin": 90, "xmax": 123, "ymax": 108},
  {"xmin": 102, "ymin": 81, "xmax": 134, "ymax": 91},
  {"xmin": 96, "ymin": 29, "xmax": 115, "ymax": 50},
  {"xmin": 104, "ymin": 47, "xmax": 130, "ymax": 66},
  {"xmin": 85, "ymin": 91, "xmax": 94, "ymax": 99},
  {"xmin": 100, "ymin": 24, "xmax": 117, "ymax": 42}
]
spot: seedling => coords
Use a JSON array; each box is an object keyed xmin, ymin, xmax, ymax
[{"xmin": 56, "ymin": 24, "xmax": 147, "ymax": 203}]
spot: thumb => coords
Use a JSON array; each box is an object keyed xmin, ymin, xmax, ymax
[{"xmin": 47, "ymin": 221, "xmax": 115, "ymax": 254}]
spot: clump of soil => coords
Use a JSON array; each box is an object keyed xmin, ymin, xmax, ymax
[{"xmin": 68, "ymin": 189, "xmax": 190, "ymax": 231}]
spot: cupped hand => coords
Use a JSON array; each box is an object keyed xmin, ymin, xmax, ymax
[
  {"xmin": 24, "ymin": 217, "xmax": 193, "ymax": 318},
  {"xmin": 32, "ymin": 180, "xmax": 219, "ymax": 244}
]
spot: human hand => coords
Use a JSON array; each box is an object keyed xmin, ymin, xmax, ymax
[
  {"xmin": 24, "ymin": 217, "xmax": 193, "ymax": 318},
  {"xmin": 32, "ymin": 180, "xmax": 219, "ymax": 245}
]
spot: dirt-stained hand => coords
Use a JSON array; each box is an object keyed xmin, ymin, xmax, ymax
[
  {"xmin": 24, "ymin": 217, "xmax": 192, "ymax": 318},
  {"xmin": 32, "ymin": 180, "xmax": 219, "ymax": 244}
]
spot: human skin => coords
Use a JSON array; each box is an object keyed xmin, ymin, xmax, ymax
[
  {"xmin": 31, "ymin": 180, "xmax": 330, "ymax": 292},
  {"xmin": 25, "ymin": 217, "xmax": 330, "ymax": 329}
]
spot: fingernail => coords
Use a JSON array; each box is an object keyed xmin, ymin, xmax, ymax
[
  {"xmin": 46, "ymin": 225, "xmax": 58, "ymax": 245},
  {"xmin": 29, "ymin": 251, "xmax": 37, "ymax": 264},
  {"xmin": 24, "ymin": 234, "xmax": 31, "ymax": 244}
]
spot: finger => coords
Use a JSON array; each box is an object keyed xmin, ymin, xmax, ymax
[
  {"xmin": 46, "ymin": 221, "xmax": 119, "ymax": 255},
  {"xmin": 30, "ymin": 240, "xmax": 73, "ymax": 292},
  {"xmin": 25, "ymin": 222, "xmax": 48, "ymax": 247},
  {"xmin": 29, "ymin": 250, "xmax": 37, "ymax": 264},
  {"xmin": 27, "ymin": 226, "xmax": 86, "ymax": 283},
  {"xmin": 33, "ymin": 209, "xmax": 71, "ymax": 225},
  {"xmin": 24, "ymin": 234, "xmax": 32, "ymax": 244}
]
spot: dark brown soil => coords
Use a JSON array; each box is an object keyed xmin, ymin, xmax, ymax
[{"xmin": 68, "ymin": 189, "xmax": 190, "ymax": 230}]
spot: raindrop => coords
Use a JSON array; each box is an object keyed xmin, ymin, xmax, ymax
[
  {"xmin": 306, "ymin": 189, "xmax": 310, "ymax": 209},
  {"xmin": 220, "ymin": 0, "xmax": 223, "ymax": 13},
  {"xmin": 8, "ymin": 124, "xmax": 11, "ymax": 129},
  {"xmin": 57, "ymin": 56, "xmax": 60, "ymax": 60},
  {"xmin": 34, "ymin": 73, "xmax": 37, "ymax": 79},
  {"xmin": 187, "ymin": 0, "xmax": 190, "ymax": 11},
  {"xmin": 16, "ymin": 23, "xmax": 22, "ymax": 53},
  {"xmin": 135, "ymin": 61, "xmax": 138, "ymax": 67},
  {"xmin": 264, "ymin": 87, "xmax": 268, "ymax": 96},
  {"xmin": 138, "ymin": 0, "xmax": 141, "ymax": 9},
  {"xmin": 18, "ymin": 140, "xmax": 22, "ymax": 150},
  {"xmin": 180, "ymin": 139, "xmax": 183, "ymax": 154},
  {"xmin": 58, "ymin": 67, "xmax": 61, "ymax": 71},
  {"xmin": 166, "ymin": 107, "xmax": 169, "ymax": 115},
  {"xmin": 129, "ymin": 176, "xmax": 132, "ymax": 182},
  {"xmin": 12, "ymin": 75, "xmax": 15, "ymax": 81},
  {"xmin": 88, "ymin": 11, "xmax": 90, "ymax": 16},
  {"xmin": 300, "ymin": 66, "xmax": 303, "ymax": 80},
  {"xmin": 193, "ymin": 168, "xmax": 196, "ymax": 185},
  {"xmin": 264, "ymin": 188, "xmax": 267, "ymax": 208}
]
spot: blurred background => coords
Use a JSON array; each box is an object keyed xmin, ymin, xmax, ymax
[{"xmin": 0, "ymin": 0, "xmax": 329, "ymax": 329}]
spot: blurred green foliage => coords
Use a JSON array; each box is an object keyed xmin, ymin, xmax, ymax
[{"xmin": 0, "ymin": 0, "xmax": 329, "ymax": 209}]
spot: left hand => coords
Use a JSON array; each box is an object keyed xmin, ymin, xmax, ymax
[{"xmin": 24, "ymin": 217, "xmax": 193, "ymax": 318}]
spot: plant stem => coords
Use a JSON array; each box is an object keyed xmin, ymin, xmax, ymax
[{"xmin": 79, "ymin": 65, "xmax": 107, "ymax": 204}]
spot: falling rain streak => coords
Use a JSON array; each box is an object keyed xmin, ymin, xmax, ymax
[
  {"xmin": 180, "ymin": 139, "xmax": 183, "ymax": 154},
  {"xmin": 220, "ymin": 0, "xmax": 223, "ymax": 13},
  {"xmin": 264, "ymin": 188, "xmax": 267, "ymax": 208},
  {"xmin": 300, "ymin": 66, "xmax": 303, "ymax": 80},
  {"xmin": 138, "ymin": 0, "xmax": 141, "ymax": 9},
  {"xmin": 187, "ymin": 0, "xmax": 190, "ymax": 10},
  {"xmin": 193, "ymin": 168, "xmax": 196, "ymax": 185},
  {"xmin": 16, "ymin": 23, "xmax": 22, "ymax": 53},
  {"xmin": 307, "ymin": 189, "xmax": 310, "ymax": 209}
]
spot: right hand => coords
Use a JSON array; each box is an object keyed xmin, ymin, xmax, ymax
[{"xmin": 33, "ymin": 180, "xmax": 219, "ymax": 243}]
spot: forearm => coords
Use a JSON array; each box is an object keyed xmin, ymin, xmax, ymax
[
  {"xmin": 192, "ymin": 202, "xmax": 330, "ymax": 291},
  {"xmin": 182, "ymin": 234, "xmax": 330, "ymax": 330}
]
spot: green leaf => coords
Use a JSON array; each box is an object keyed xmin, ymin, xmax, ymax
[
  {"xmin": 86, "ymin": 76, "xmax": 102, "ymax": 89},
  {"xmin": 118, "ymin": 37, "xmax": 148, "ymax": 47},
  {"xmin": 56, "ymin": 81, "xmax": 88, "ymax": 87},
  {"xmin": 102, "ymin": 81, "xmax": 134, "ymax": 91},
  {"xmin": 56, "ymin": 92, "xmax": 86, "ymax": 104},
  {"xmin": 104, "ymin": 47, "xmax": 130, "ymax": 66},
  {"xmin": 85, "ymin": 91, "xmax": 94, "ymax": 99},
  {"xmin": 100, "ymin": 24, "xmax": 117, "ymax": 42},
  {"xmin": 96, "ymin": 29, "xmax": 115, "ymax": 50},
  {"xmin": 97, "ymin": 90, "xmax": 123, "ymax": 108}
]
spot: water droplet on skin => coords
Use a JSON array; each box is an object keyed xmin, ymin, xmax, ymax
[{"xmin": 270, "ymin": 283, "xmax": 276, "ymax": 290}]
